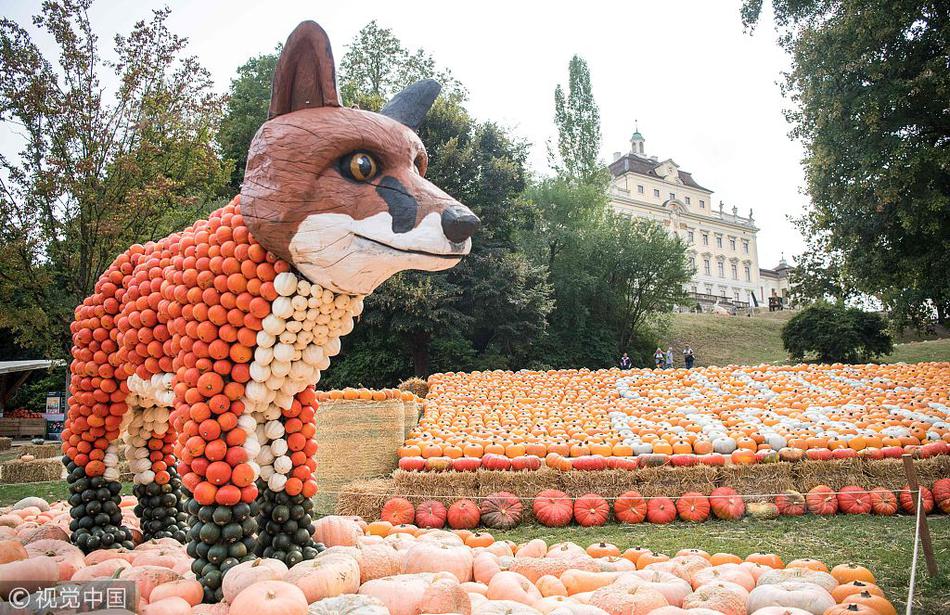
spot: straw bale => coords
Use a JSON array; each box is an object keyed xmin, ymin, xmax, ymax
[
  {"xmin": 314, "ymin": 398, "xmax": 408, "ymax": 508},
  {"xmin": 862, "ymin": 459, "xmax": 910, "ymax": 491},
  {"xmin": 718, "ymin": 463, "xmax": 795, "ymax": 495},
  {"xmin": 913, "ymin": 455, "xmax": 950, "ymax": 487},
  {"xmin": 0, "ymin": 458, "xmax": 64, "ymax": 484},
  {"xmin": 392, "ymin": 470, "xmax": 479, "ymax": 506},
  {"xmin": 476, "ymin": 468, "xmax": 562, "ymax": 499},
  {"xmin": 793, "ymin": 459, "xmax": 866, "ymax": 491},
  {"xmin": 14, "ymin": 443, "xmax": 60, "ymax": 459},
  {"xmin": 335, "ymin": 478, "xmax": 396, "ymax": 520},
  {"xmin": 558, "ymin": 470, "xmax": 640, "ymax": 498},
  {"xmin": 0, "ymin": 437, "xmax": 11, "ymax": 451}
]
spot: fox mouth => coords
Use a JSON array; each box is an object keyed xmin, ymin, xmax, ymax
[{"xmin": 354, "ymin": 233, "xmax": 466, "ymax": 260}]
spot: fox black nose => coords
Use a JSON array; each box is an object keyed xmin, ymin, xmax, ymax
[{"xmin": 441, "ymin": 206, "xmax": 480, "ymax": 243}]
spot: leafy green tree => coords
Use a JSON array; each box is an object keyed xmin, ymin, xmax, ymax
[
  {"xmin": 743, "ymin": 0, "xmax": 950, "ymax": 327},
  {"xmin": 218, "ymin": 50, "xmax": 278, "ymax": 190},
  {"xmin": 0, "ymin": 1, "xmax": 229, "ymax": 358},
  {"xmin": 598, "ymin": 214, "xmax": 692, "ymax": 353},
  {"xmin": 549, "ymin": 55, "xmax": 606, "ymax": 185},
  {"xmin": 782, "ymin": 302, "xmax": 893, "ymax": 363}
]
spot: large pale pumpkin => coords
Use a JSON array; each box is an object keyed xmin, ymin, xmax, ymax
[
  {"xmin": 221, "ymin": 558, "xmax": 288, "ymax": 603},
  {"xmin": 747, "ymin": 581, "xmax": 834, "ymax": 615},
  {"xmin": 230, "ymin": 580, "xmax": 308, "ymax": 615},
  {"xmin": 306, "ymin": 594, "xmax": 389, "ymax": 615},
  {"xmin": 757, "ymin": 568, "xmax": 837, "ymax": 592},
  {"xmin": 0, "ymin": 555, "xmax": 59, "ymax": 599},
  {"xmin": 472, "ymin": 599, "xmax": 542, "ymax": 614},
  {"xmin": 284, "ymin": 553, "xmax": 360, "ymax": 602},
  {"xmin": 588, "ymin": 584, "xmax": 669, "ymax": 615},
  {"xmin": 358, "ymin": 572, "xmax": 472, "ymax": 615},
  {"xmin": 403, "ymin": 541, "xmax": 474, "ymax": 582},
  {"xmin": 24, "ymin": 538, "xmax": 86, "ymax": 580},
  {"xmin": 486, "ymin": 571, "xmax": 543, "ymax": 605},
  {"xmin": 613, "ymin": 570, "xmax": 692, "ymax": 607},
  {"xmin": 312, "ymin": 516, "xmax": 362, "ymax": 547},
  {"xmin": 0, "ymin": 539, "xmax": 27, "ymax": 564},
  {"xmin": 358, "ymin": 543, "xmax": 403, "ymax": 583}
]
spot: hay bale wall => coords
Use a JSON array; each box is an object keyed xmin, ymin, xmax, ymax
[
  {"xmin": 336, "ymin": 478, "xmax": 396, "ymax": 520},
  {"xmin": 0, "ymin": 458, "xmax": 64, "ymax": 484},
  {"xmin": 337, "ymin": 456, "xmax": 950, "ymax": 520},
  {"xmin": 13, "ymin": 443, "xmax": 60, "ymax": 459},
  {"xmin": 315, "ymin": 398, "xmax": 418, "ymax": 508},
  {"xmin": 0, "ymin": 437, "xmax": 11, "ymax": 451}
]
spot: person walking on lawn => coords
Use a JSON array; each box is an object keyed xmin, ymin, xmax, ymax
[{"xmin": 683, "ymin": 345, "xmax": 695, "ymax": 369}]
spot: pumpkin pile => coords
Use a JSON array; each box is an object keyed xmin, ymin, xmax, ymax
[
  {"xmin": 61, "ymin": 200, "xmax": 362, "ymax": 600},
  {"xmin": 314, "ymin": 388, "xmax": 422, "ymax": 403},
  {"xmin": 403, "ymin": 364, "xmax": 950, "ymax": 469},
  {"xmin": 378, "ymin": 479, "xmax": 950, "ymax": 530},
  {"xmin": 0, "ymin": 499, "xmax": 900, "ymax": 614}
]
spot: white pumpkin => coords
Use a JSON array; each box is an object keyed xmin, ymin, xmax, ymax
[
  {"xmin": 747, "ymin": 581, "xmax": 834, "ymax": 615},
  {"xmin": 274, "ymin": 272, "xmax": 298, "ymax": 296}
]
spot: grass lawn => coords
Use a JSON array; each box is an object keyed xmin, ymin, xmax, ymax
[
  {"xmin": 668, "ymin": 311, "xmax": 950, "ymax": 367},
  {"xmin": 495, "ymin": 515, "xmax": 950, "ymax": 615}
]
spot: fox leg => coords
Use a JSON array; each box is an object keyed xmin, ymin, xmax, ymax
[
  {"xmin": 123, "ymin": 374, "xmax": 188, "ymax": 542},
  {"xmin": 253, "ymin": 385, "xmax": 322, "ymax": 564}
]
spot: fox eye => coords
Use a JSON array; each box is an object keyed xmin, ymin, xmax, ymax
[{"xmin": 340, "ymin": 152, "xmax": 378, "ymax": 182}]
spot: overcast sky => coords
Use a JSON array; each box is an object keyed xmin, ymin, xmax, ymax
[{"xmin": 1, "ymin": 0, "xmax": 806, "ymax": 267}]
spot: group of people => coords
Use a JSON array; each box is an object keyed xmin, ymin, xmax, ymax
[{"xmin": 618, "ymin": 345, "xmax": 696, "ymax": 370}]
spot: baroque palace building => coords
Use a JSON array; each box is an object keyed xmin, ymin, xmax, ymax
[{"xmin": 608, "ymin": 127, "xmax": 791, "ymax": 311}]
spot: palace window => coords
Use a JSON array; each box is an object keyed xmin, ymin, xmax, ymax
[
  {"xmin": 689, "ymin": 256, "xmax": 696, "ymax": 269},
  {"xmin": 687, "ymin": 230, "xmax": 694, "ymax": 243},
  {"xmin": 734, "ymin": 291, "xmax": 740, "ymax": 302},
  {"xmin": 717, "ymin": 262, "xmax": 724, "ymax": 277},
  {"xmin": 744, "ymin": 265, "xmax": 751, "ymax": 281},
  {"xmin": 700, "ymin": 199, "xmax": 705, "ymax": 208},
  {"xmin": 705, "ymin": 284, "xmax": 713, "ymax": 294},
  {"xmin": 654, "ymin": 188, "xmax": 660, "ymax": 198},
  {"xmin": 716, "ymin": 236, "xmax": 723, "ymax": 248},
  {"xmin": 703, "ymin": 259, "xmax": 711, "ymax": 275},
  {"xmin": 730, "ymin": 238, "xmax": 736, "ymax": 250},
  {"xmin": 731, "ymin": 263, "xmax": 738, "ymax": 279},
  {"xmin": 669, "ymin": 192, "xmax": 676, "ymax": 200},
  {"xmin": 702, "ymin": 233, "xmax": 709, "ymax": 246},
  {"xmin": 743, "ymin": 240, "xmax": 749, "ymax": 254},
  {"xmin": 685, "ymin": 196, "xmax": 691, "ymax": 204},
  {"xmin": 638, "ymin": 184, "xmax": 644, "ymax": 194}
]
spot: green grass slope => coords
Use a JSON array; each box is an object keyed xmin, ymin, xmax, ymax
[{"xmin": 666, "ymin": 311, "xmax": 950, "ymax": 367}]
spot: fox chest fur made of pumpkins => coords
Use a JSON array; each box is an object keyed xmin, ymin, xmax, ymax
[{"xmin": 59, "ymin": 20, "xmax": 479, "ymax": 602}]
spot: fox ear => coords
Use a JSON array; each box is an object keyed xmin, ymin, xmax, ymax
[
  {"xmin": 380, "ymin": 79, "xmax": 441, "ymax": 131},
  {"xmin": 269, "ymin": 21, "xmax": 341, "ymax": 118}
]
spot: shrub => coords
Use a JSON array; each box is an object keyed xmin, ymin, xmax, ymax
[{"xmin": 781, "ymin": 302, "xmax": 893, "ymax": 363}]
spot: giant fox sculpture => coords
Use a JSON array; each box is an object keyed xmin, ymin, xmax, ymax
[{"xmin": 62, "ymin": 20, "xmax": 478, "ymax": 600}]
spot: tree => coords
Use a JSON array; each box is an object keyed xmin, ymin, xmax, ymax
[
  {"xmin": 743, "ymin": 0, "xmax": 950, "ymax": 327},
  {"xmin": 782, "ymin": 302, "xmax": 893, "ymax": 363},
  {"xmin": 218, "ymin": 50, "xmax": 277, "ymax": 190},
  {"xmin": 598, "ymin": 214, "xmax": 692, "ymax": 353},
  {"xmin": 0, "ymin": 1, "xmax": 229, "ymax": 358},
  {"xmin": 338, "ymin": 20, "xmax": 464, "ymax": 110},
  {"xmin": 549, "ymin": 55, "xmax": 606, "ymax": 185}
]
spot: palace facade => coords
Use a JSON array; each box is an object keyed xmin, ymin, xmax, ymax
[{"xmin": 608, "ymin": 128, "xmax": 791, "ymax": 311}]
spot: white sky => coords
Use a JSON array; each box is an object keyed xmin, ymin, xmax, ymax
[{"xmin": 1, "ymin": 0, "xmax": 805, "ymax": 267}]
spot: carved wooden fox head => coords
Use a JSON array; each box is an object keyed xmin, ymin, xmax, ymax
[{"xmin": 241, "ymin": 21, "xmax": 479, "ymax": 295}]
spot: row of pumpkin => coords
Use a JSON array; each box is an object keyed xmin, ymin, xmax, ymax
[
  {"xmin": 0, "ymin": 496, "xmax": 896, "ymax": 614},
  {"xmin": 397, "ymin": 440, "xmax": 950, "ymax": 472},
  {"xmin": 377, "ymin": 478, "xmax": 950, "ymax": 530},
  {"xmin": 408, "ymin": 363, "xmax": 950, "ymax": 467}
]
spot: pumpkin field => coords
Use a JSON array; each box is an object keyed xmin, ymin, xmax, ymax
[{"xmin": 2, "ymin": 361, "xmax": 949, "ymax": 614}]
